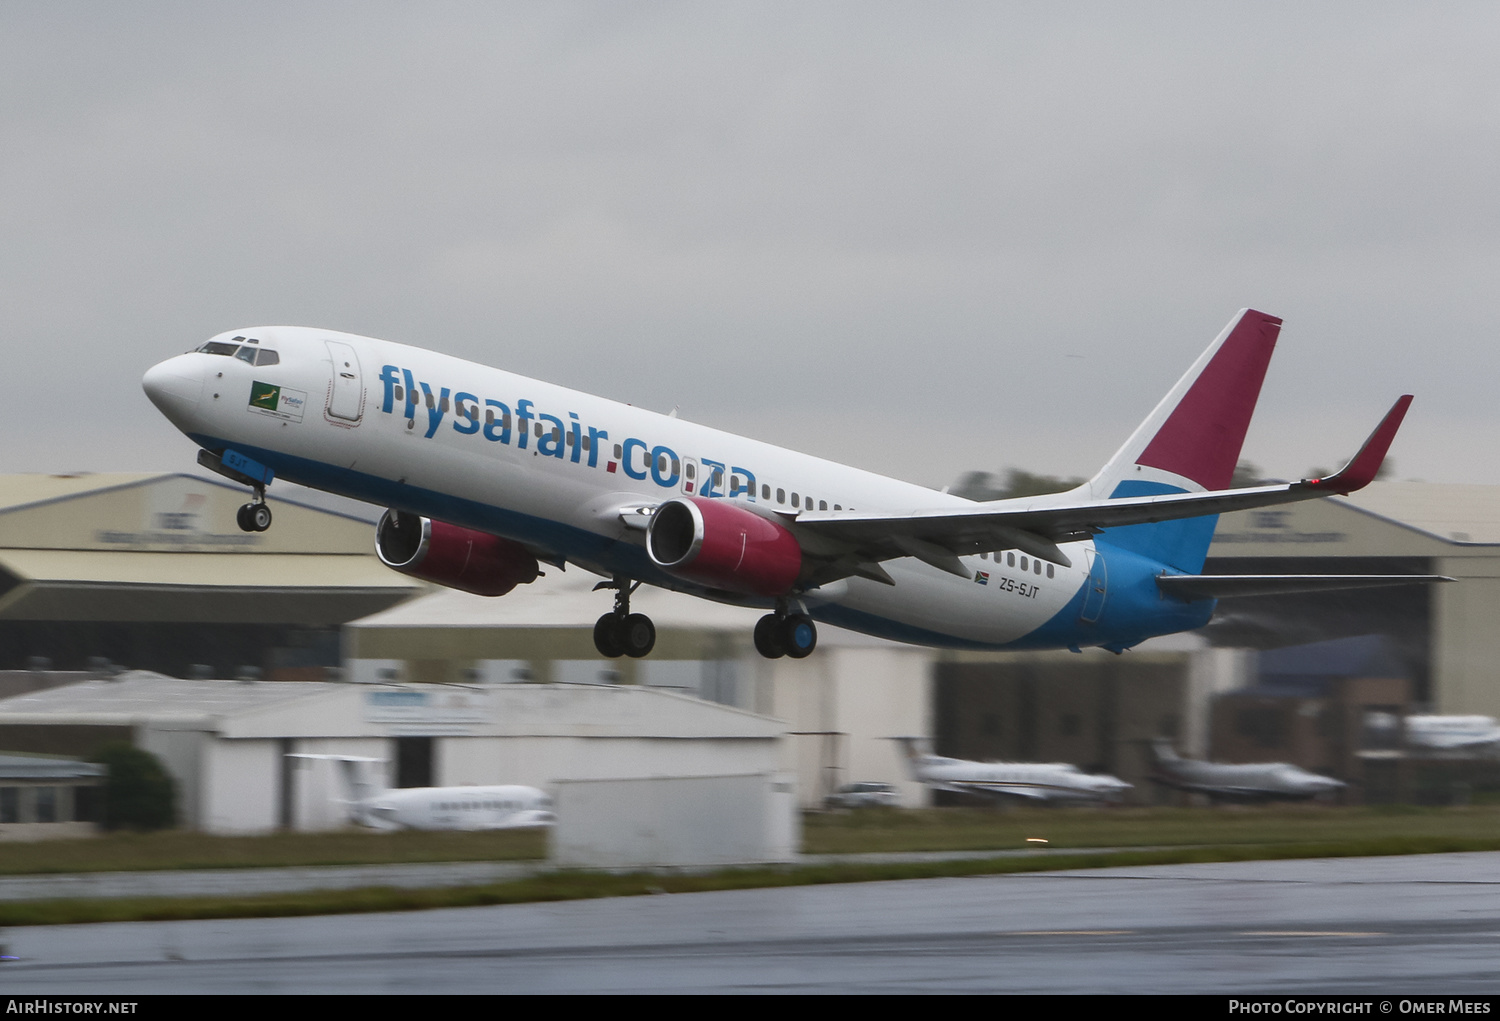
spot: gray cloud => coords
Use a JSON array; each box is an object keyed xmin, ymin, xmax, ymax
[{"xmin": 4, "ymin": 2, "xmax": 1499, "ymax": 488}]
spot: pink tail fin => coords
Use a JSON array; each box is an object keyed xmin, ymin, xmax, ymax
[{"xmin": 1089, "ymin": 309, "xmax": 1282, "ymax": 496}]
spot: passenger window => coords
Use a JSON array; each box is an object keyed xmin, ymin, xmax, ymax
[
  {"xmin": 614, "ymin": 443, "xmax": 623, "ymax": 459},
  {"xmin": 834, "ymin": 504, "xmax": 841, "ymax": 511},
  {"xmin": 762, "ymin": 484, "xmax": 771, "ymax": 500},
  {"xmin": 819, "ymin": 500, "xmax": 827, "ymax": 511},
  {"xmin": 792, "ymin": 493, "xmax": 800, "ymax": 508},
  {"xmin": 1034, "ymin": 560, "xmax": 1042, "ymax": 575},
  {"xmin": 712, "ymin": 468, "xmax": 723, "ymax": 488},
  {"xmin": 582, "ymin": 434, "xmax": 591, "ymax": 450},
  {"xmin": 426, "ymin": 392, "xmax": 436, "ymax": 410},
  {"xmin": 552, "ymin": 427, "xmax": 562, "ymax": 443},
  {"xmin": 1020, "ymin": 556, "xmax": 1029, "ymax": 571},
  {"xmin": 777, "ymin": 488, "xmax": 785, "ymax": 504},
  {"xmin": 393, "ymin": 385, "xmax": 404, "ymax": 402},
  {"xmin": 566, "ymin": 432, "xmax": 575, "ymax": 446},
  {"xmin": 255, "ymin": 349, "xmax": 280, "ymax": 366},
  {"xmin": 1046, "ymin": 563, "xmax": 1054, "ymax": 578},
  {"xmin": 685, "ymin": 463, "xmax": 696, "ymax": 480},
  {"xmin": 440, "ymin": 397, "xmax": 450, "ymax": 413},
  {"xmin": 1007, "ymin": 553, "xmax": 1015, "ymax": 567},
  {"xmin": 235, "ymin": 346, "xmax": 257, "ymax": 364}
]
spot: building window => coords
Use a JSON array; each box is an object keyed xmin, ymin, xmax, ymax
[
  {"xmin": 0, "ymin": 787, "xmax": 16, "ymax": 824},
  {"xmin": 35, "ymin": 787, "xmax": 56, "ymax": 823}
]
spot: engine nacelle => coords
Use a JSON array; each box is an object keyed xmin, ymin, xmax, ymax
[
  {"xmin": 375, "ymin": 510, "xmax": 540, "ymax": 597},
  {"xmin": 646, "ymin": 497, "xmax": 802, "ymax": 597}
]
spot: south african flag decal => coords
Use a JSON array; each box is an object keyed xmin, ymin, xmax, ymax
[{"xmin": 975, "ymin": 571, "xmax": 989, "ymax": 585}]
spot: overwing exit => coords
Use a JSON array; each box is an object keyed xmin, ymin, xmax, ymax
[{"xmin": 142, "ymin": 309, "xmax": 1446, "ymax": 659}]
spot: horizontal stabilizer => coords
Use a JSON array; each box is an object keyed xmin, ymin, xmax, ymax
[{"xmin": 1157, "ymin": 574, "xmax": 1452, "ymax": 600}]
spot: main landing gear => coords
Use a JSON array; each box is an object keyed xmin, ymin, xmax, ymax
[
  {"xmin": 753, "ymin": 608, "xmax": 817, "ymax": 660},
  {"xmin": 235, "ymin": 484, "xmax": 272, "ymax": 533},
  {"xmin": 593, "ymin": 576, "xmax": 656, "ymax": 659}
]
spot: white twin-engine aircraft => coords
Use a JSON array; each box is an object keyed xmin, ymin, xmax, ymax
[
  {"xmin": 143, "ymin": 309, "xmax": 1435, "ymax": 661},
  {"xmin": 288, "ymin": 754, "xmax": 554, "ymax": 831}
]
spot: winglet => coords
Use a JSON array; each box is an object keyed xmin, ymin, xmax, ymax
[{"xmin": 1307, "ymin": 395, "xmax": 1413, "ymax": 495}]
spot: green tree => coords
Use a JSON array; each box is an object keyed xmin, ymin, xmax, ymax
[{"xmin": 89, "ymin": 743, "xmax": 176, "ymax": 831}]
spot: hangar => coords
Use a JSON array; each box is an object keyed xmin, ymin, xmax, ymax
[
  {"xmin": 0, "ymin": 672, "xmax": 783, "ymax": 834},
  {"xmin": 0, "ymin": 473, "xmax": 419, "ymax": 678}
]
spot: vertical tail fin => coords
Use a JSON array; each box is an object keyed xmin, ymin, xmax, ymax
[
  {"xmin": 888, "ymin": 736, "xmax": 932, "ymax": 780},
  {"xmin": 1083, "ymin": 309, "xmax": 1282, "ymax": 572}
]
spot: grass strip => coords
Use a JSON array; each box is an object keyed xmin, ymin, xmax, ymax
[{"xmin": 5, "ymin": 833, "xmax": 1500, "ymax": 928}]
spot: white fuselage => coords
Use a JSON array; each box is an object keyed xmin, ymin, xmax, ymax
[
  {"xmin": 143, "ymin": 327, "xmax": 1101, "ymax": 649},
  {"xmin": 356, "ymin": 784, "xmax": 554, "ymax": 831},
  {"xmin": 913, "ymin": 755, "xmax": 1132, "ymax": 802}
]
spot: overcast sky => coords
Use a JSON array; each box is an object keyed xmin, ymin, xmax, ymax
[{"xmin": 5, "ymin": 2, "xmax": 1500, "ymax": 493}]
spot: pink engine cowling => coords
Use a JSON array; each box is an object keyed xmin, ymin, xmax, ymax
[
  {"xmin": 646, "ymin": 497, "xmax": 802, "ymax": 597},
  {"xmin": 375, "ymin": 510, "xmax": 540, "ymax": 597}
]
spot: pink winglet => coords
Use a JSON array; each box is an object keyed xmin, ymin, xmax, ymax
[
  {"xmin": 1136, "ymin": 310, "xmax": 1283, "ymax": 491},
  {"xmin": 1308, "ymin": 395, "xmax": 1413, "ymax": 495}
]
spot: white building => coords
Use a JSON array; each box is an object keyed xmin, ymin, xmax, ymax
[{"xmin": 0, "ymin": 672, "xmax": 785, "ymax": 834}]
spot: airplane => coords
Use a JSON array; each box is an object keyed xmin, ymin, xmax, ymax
[
  {"xmin": 1146, "ymin": 739, "xmax": 1346, "ymax": 803},
  {"xmin": 1403, "ymin": 715, "xmax": 1500, "ymax": 754},
  {"xmin": 288, "ymin": 754, "xmax": 555, "ymax": 831},
  {"xmin": 141, "ymin": 308, "xmax": 1444, "ymax": 661},
  {"xmin": 891, "ymin": 737, "xmax": 1132, "ymax": 804}
]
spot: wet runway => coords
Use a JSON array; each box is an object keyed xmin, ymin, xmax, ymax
[{"xmin": 5, "ymin": 852, "xmax": 1500, "ymax": 994}]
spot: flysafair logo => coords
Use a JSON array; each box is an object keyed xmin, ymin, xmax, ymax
[
  {"xmin": 248, "ymin": 381, "xmax": 307, "ymax": 422},
  {"xmin": 377, "ymin": 365, "xmax": 758, "ymax": 497}
]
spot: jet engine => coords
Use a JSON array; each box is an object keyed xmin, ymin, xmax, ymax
[
  {"xmin": 646, "ymin": 497, "xmax": 802, "ymax": 596},
  {"xmin": 375, "ymin": 510, "xmax": 540, "ymax": 596}
]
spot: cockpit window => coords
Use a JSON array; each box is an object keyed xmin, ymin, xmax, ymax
[
  {"xmin": 197, "ymin": 342, "xmax": 241, "ymax": 356},
  {"xmin": 254, "ymin": 349, "xmax": 280, "ymax": 366},
  {"xmin": 235, "ymin": 346, "xmax": 257, "ymax": 364}
]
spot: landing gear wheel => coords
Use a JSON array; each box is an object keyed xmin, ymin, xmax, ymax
[
  {"xmin": 781, "ymin": 614, "xmax": 817, "ymax": 659},
  {"xmin": 236, "ymin": 504, "xmax": 254, "ymax": 532},
  {"xmin": 754, "ymin": 614, "xmax": 786, "ymax": 659},
  {"xmin": 593, "ymin": 614, "xmax": 625, "ymax": 658},
  {"xmin": 249, "ymin": 503, "xmax": 272, "ymax": 532},
  {"xmin": 621, "ymin": 613, "xmax": 656, "ymax": 658}
]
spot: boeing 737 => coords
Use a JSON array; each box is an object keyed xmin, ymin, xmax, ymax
[
  {"xmin": 142, "ymin": 309, "xmax": 1437, "ymax": 660},
  {"xmin": 892, "ymin": 737, "xmax": 1131, "ymax": 803},
  {"xmin": 1147, "ymin": 740, "xmax": 1346, "ymax": 803},
  {"xmin": 289, "ymin": 754, "xmax": 554, "ymax": 831}
]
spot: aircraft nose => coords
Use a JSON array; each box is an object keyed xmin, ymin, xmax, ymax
[{"xmin": 142, "ymin": 355, "xmax": 204, "ymax": 423}]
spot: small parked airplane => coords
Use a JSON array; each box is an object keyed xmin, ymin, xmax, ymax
[
  {"xmin": 143, "ymin": 308, "xmax": 1440, "ymax": 660},
  {"xmin": 289, "ymin": 754, "xmax": 554, "ymax": 831},
  {"xmin": 1146, "ymin": 739, "xmax": 1345, "ymax": 802},
  {"xmin": 891, "ymin": 737, "xmax": 1132, "ymax": 804},
  {"xmin": 1403, "ymin": 715, "xmax": 1500, "ymax": 754}
]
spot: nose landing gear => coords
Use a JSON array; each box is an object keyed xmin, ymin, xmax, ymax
[
  {"xmin": 592, "ymin": 576, "xmax": 656, "ymax": 658},
  {"xmin": 235, "ymin": 485, "xmax": 272, "ymax": 533}
]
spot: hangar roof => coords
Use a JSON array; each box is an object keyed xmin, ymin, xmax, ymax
[
  {"xmin": 0, "ymin": 671, "xmax": 785, "ymax": 740},
  {"xmin": 1340, "ymin": 483, "xmax": 1500, "ymax": 545},
  {"xmin": 0, "ymin": 473, "xmax": 420, "ymax": 623}
]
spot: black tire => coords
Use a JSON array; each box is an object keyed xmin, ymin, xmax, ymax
[
  {"xmin": 781, "ymin": 614, "xmax": 817, "ymax": 659},
  {"xmin": 754, "ymin": 614, "xmax": 786, "ymax": 659},
  {"xmin": 236, "ymin": 504, "xmax": 255, "ymax": 533},
  {"xmin": 622, "ymin": 613, "xmax": 656, "ymax": 658},
  {"xmin": 593, "ymin": 614, "xmax": 625, "ymax": 658},
  {"xmin": 250, "ymin": 503, "xmax": 273, "ymax": 532}
]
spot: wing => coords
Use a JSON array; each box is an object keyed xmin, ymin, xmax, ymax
[{"xmin": 789, "ymin": 395, "xmax": 1412, "ymax": 584}]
